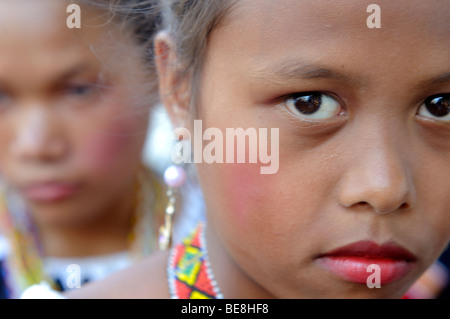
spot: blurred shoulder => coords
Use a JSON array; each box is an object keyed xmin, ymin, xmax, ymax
[{"xmin": 65, "ymin": 250, "xmax": 171, "ymax": 299}]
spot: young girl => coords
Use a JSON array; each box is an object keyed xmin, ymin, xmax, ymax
[
  {"xmin": 0, "ymin": 0, "xmax": 199, "ymax": 298},
  {"xmin": 68, "ymin": 0, "xmax": 450, "ymax": 299}
]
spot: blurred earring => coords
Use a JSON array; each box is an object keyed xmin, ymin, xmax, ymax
[{"xmin": 159, "ymin": 148, "xmax": 186, "ymax": 250}]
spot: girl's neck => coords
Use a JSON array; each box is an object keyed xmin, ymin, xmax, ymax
[
  {"xmin": 205, "ymin": 222, "xmax": 275, "ymax": 299},
  {"xmin": 33, "ymin": 182, "xmax": 137, "ymax": 259}
]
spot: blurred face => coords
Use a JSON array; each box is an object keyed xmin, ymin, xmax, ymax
[
  {"xmin": 188, "ymin": 0, "xmax": 450, "ymax": 298},
  {"xmin": 0, "ymin": 1, "xmax": 150, "ymax": 226}
]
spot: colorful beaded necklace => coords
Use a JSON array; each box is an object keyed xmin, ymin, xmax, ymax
[{"xmin": 168, "ymin": 223, "xmax": 223, "ymax": 299}]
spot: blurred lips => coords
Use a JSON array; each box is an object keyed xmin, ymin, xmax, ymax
[
  {"xmin": 21, "ymin": 181, "xmax": 80, "ymax": 202},
  {"xmin": 315, "ymin": 241, "xmax": 417, "ymax": 285}
]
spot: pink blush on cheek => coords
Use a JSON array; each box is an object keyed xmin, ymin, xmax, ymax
[
  {"xmin": 79, "ymin": 126, "xmax": 140, "ymax": 173},
  {"xmin": 222, "ymin": 162, "xmax": 276, "ymax": 228}
]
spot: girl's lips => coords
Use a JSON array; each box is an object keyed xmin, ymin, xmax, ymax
[
  {"xmin": 315, "ymin": 241, "xmax": 417, "ymax": 285},
  {"xmin": 21, "ymin": 182, "xmax": 80, "ymax": 202}
]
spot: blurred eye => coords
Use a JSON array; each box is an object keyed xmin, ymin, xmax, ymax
[
  {"xmin": 64, "ymin": 84, "xmax": 96, "ymax": 97},
  {"xmin": 0, "ymin": 90, "xmax": 8, "ymax": 101},
  {"xmin": 417, "ymin": 94, "xmax": 450, "ymax": 122},
  {"xmin": 0, "ymin": 90, "xmax": 12, "ymax": 109},
  {"xmin": 284, "ymin": 92, "xmax": 342, "ymax": 120}
]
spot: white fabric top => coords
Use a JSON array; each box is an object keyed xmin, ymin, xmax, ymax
[
  {"xmin": 21, "ymin": 282, "xmax": 65, "ymax": 299},
  {"xmin": 43, "ymin": 251, "xmax": 132, "ymax": 290},
  {"xmin": 20, "ymin": 251, "xmax": 132, "ymax": 299}
]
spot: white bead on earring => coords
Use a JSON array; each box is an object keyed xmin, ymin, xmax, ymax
[{"xmin": 159, "ymin": 164, "xmax": 186, "ymax": 250}]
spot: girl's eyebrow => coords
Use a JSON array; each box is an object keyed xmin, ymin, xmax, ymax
[
  {"xmin": 255, "ymin": 60, "xmax": 365, "ymax": 87},
  {"xmin": 47, "ymin": 63, "xmax": 107, "ymax": 91},
  {"xmin": 418, "ymin": 72, "xmax": 450, "ymax": 88},
  {"xmin": 52, "ymin": 63, "xmax": 99, "ymax": 82},
  {"xmin": 256, "ymin": 60, "xmax": 450, "ymax": 90},
  {"xmin": 0, "ymin": 63, "xmax": 103, "ymax": 92}
]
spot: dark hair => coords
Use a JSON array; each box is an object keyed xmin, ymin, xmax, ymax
[
  {"xmin": 84, "ymin": 1, "xmax": 160, "ymax": 47},
  {"xmin": 77, "ymin": 0, "xmax": 161, "ymax": 105},
  {"xmin": 159, "ymin": 0, "xmax": 237, "ymax": 112}
]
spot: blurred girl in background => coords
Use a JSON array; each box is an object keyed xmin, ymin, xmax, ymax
[{"xmin": 0, "ymin": 0, "xmax": 198, "ymax": 298}]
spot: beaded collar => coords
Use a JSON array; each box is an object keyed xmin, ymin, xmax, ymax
[{"xmin": 167, "ymin": 223, "xmax": 223, "ymax": 299}]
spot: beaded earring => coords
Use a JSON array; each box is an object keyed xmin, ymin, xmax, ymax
[{"xmin": 159, "ymin": 147, "xmax": 187, "ymax": 250}]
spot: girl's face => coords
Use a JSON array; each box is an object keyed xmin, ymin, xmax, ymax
[
  {"xmin": 0, "ymin": 1, "xmax": 150, "ymax": 226},
  {"xmin": 191, "ymin": 0, "xmax": 450, "ymax": 298}
]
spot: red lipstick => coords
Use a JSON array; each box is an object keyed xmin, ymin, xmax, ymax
[{"xmin": 315, "ymin": 241, "xmax": 417, "ymax": 285}]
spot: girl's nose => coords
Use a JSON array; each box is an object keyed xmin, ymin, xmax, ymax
[
  {"xmin": 337, "ymin": 126, "xmax": 416, "ymax": 215},
  {"xmin": 11, "ymin": 107, "xmax": 67, "ymax": 163}
]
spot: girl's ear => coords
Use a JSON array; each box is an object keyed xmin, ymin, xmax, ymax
[{"xmin": 154, "ymin": 31, "xmax": 190, "ymax": 128}]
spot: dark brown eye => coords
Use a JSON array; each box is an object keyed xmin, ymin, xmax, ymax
[
  {"xmin": 425, "ymin": 95, "xmax": 449, "ymax": 117},
  {"xmin": 418, "ymin": 94, "xmax": 450, "ymax": 122},
  {"xmin": 285, "ymin": 93, "xmax": 341, "ymax": 120},
  {"xmin": 292, "ymin": 94, "xmax": 321, "ymax": 114}
]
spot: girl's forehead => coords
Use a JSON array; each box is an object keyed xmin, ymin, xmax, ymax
[
  {"xmin": 223, "ymin": 0, "xmax": 449, "ymax": 41},
  {"xmin": 0, "ymin": 0, "xmax": 61, "ymax": 26},
  {"xmin": 0, "ymin": 1, "xmax": 138, "ymax": 85},
  {"xmin": 0, "ymin": 2, "xmax": 101, "ymax": 48},
  {"xmin": 208, "ymin": 0, "xmax": 449, "ymax": 87}
]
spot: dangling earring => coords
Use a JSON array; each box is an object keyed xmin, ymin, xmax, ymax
[{"xmin": 159, "ymin": 148, "xmax": 187, "ymax": 250}]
